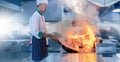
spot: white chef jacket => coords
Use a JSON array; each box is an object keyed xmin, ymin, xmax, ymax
[{"xmin": 29, "ymin": 11, "xmax": 47, "ymax": 39}]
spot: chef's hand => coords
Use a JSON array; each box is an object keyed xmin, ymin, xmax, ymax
[
  {"xmin": 43, "ymin": 33, "xmax": 52, "ymax": 38},
  {"xmin": 48, "ymin": 34, "xmax": 59, "ymax": 41},
  {"xmin": 51, "ymin": 35, "xmax": 59, "ymax": 41},
  {"xmin": 42, "ymin": 33, "xmax": 58, "ymax": 41}
]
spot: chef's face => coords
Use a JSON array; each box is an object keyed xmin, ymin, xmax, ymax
[{"xmin": 38, "ymin": 3, "xmax": 48, "ymax": 13}]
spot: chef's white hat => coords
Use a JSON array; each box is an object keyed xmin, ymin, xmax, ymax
[{"xmin": 36, "ymin": 0, "xmax": 48, "ymax": 5}]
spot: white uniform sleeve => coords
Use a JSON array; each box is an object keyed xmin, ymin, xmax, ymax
[{"xmin": 29, "ymin": 13, "xmax": 41, "ymax": 39}]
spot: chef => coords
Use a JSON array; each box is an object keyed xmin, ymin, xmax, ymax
[{"xmin": 29, "ymin": 0, "xmax": 53, "ymax": 62}]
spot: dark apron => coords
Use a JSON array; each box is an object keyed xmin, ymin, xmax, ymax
[{"xmin": 32, "ymin": 36, "xmax": 48, "ymax": 61}]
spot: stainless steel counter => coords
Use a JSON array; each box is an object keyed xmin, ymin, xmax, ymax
[{"xmin": 39, "ymin": 53, "xmax": 120, "ymax": 62}]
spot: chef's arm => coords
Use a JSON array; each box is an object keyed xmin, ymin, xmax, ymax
[
  {"xmin": 35, "ymin": 15, "xmax": 51, "ymax": 38},
  {"xmin": 37, "ymin": 32, "xmax": 52, "ymax": 38},
  {"xmin": 39, "ymin": 32, "xmax": 59, "ymax": 41}
]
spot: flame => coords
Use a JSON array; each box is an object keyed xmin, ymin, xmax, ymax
[
  {"xmin": 68, "ymin": 23, "xmax": 96, "ymax": 53},
  {"xmin": 61, "ymin": 0, "xmax": 99, "ymax": 52},
  {"xmin": 65, "ymin": 53, "xmax": 96, "ymax": 62},
  {"xmin": 82, "ymin": 53, "xmax": 97, "ymax": 62}
]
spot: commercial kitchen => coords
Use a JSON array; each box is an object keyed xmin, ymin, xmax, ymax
[{"xmin": 0, "ymin": 0, "xmax": 120, "ymax": 62}]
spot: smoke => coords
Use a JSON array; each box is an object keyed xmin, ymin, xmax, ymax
[
  {"xmin": 56, "ymin": 0, "xmax": 100, "ymax": 36},
  {"xmin": 65, "ymin": 0, "xmax": 100, "ymax": 24},
  {"xmin": 48, "ymin": 0, "xmax": 120, "ymax": 42}
]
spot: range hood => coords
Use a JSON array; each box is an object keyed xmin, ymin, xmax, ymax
[{"xmin": 88, "ymin": 0, "xmax": 120, "ymax": 7}]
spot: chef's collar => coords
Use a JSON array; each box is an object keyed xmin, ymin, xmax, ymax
[{"xmin": 37, "ymin": 10, "xmax": 43, "ymax": 15}]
